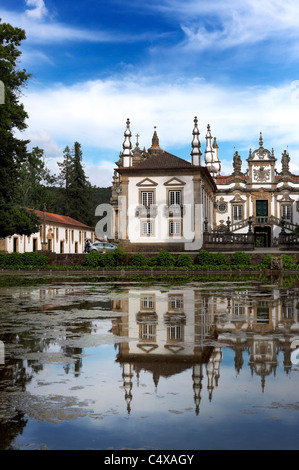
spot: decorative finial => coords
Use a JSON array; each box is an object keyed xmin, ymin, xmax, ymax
[
  {"xmin": 191, "ymin": 116, "xmax": 202, "ymax": 166},
  {"xmin": 204, "ymin": 123, "xmax": 221, "ymax": 175},
  {"xmin": 259, "ymin": 132, "xmax": 263, "ymax": 148},
  {"xmin": 122, "ymin": 118, "xmax": 132, "ymax": 156},
  {"xmin": 151, "ymin": 127, "xmax": 159, "ymax": 147}
]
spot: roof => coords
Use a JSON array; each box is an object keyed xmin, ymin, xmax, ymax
[
  {"xmin": 118, "ymin": 151, "xmax": 216, "ymax": 190},
  {"xmin": 33, "ymin": 209, "xmax": 94, "ymax": 230},
  {"xmin": 132, "ymin": 151, "xmax": 193, "ymax": 170}
]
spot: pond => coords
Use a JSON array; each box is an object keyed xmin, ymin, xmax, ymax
[{"xmin": 0, "ymin": 273, "xmax": 299, "ymax": 451}]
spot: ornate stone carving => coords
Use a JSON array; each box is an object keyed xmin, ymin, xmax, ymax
[
  {"xmin": 253, "ymin": 166, "xmax": 270, "ymax": 182},
  {"xmin": 233, "ymin": 151, "xmax": 242, "ymax": 175},
  {"xmin": 281, "ymin": 150, "xmax": 290, "ymax": 175}
]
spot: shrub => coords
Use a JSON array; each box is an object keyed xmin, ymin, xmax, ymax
[
  {"xmin": 260, "ymin": 254, "xmax": 273, "ymax": 268},
  {"xmin": 84, "ymin": 250, "xmax": 100, "ymax": 267},
  {"xmin": 0, "ymin": 252, "xmax": 49, "ymax": 268},
  {"xmin": 197, "ymin": 250, "xmax": 228, "ymax": 266},
  {"xmin": 113, "ymin": 247, "xmax": 129, "ymax": 266},
  {"xmin": 147, "ymin": 255, "xmax": 158, "ymax": 267},
  {"xmin": 281, "ymin": 254, "xmax": 294, "ymax": 269},
  {"xmin": 22, "ymin": 252, "xmax": 49, "ymax": 267},
  {"xmin": 98, "ymin": 252, "xmax": 116, "ymax": 267},
  {"xmin": 5, "ymin": 252, "xmax": 23, "ymax": 266},
  {"xmin": 154, "ymin": 250, "xmax": 176, "ymax": 267},
  {"xmin": 0, "ymin": 253, "xmax": 8, "ymax": 267},
  {"xmin": 212, "ymin": 252, "xmax": 229, "ymax": 266},
  {"xmin": 176, "ymin": 253, "xmax": 193, "ymax": 268},
  {"xmin": 197, "ymin": 249, "xmax": 211, "ymax": 266},
  {"xmin": 231, "ymin": 252, "xmax": 251, "ymax": 266},
  {"xmin": 128, "ymin": 253, "xmax": 147, "ymax": 267}
]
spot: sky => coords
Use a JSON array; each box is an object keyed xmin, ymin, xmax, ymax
[{"xmin": 1, "ymin": 0, "xmax": 299, "ymax": 186}]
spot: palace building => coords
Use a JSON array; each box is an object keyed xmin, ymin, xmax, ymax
[{"xmin": 111, "ymin": 118, "xmax": 299, "ymax": 251}]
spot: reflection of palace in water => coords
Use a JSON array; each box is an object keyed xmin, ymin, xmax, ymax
[{"xmin": 111, "ymin": 286, "xmax": 299, "ymax": 414}]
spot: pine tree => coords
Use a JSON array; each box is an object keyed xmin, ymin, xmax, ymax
[
  {"xmin": 57, "ymin": 142, "xmax": 93, "ymax": 225},
  {"xmin": 0, "ymin": 19, "xmax": 40, "ymax": 237},
  {"xmin": 57, "ymin": 145, "xmax": 73, "ymax": 216},
  {"xmin": 16, "ymin": 146, "xmax": 57, "ymax": 210},
  {"xmin": 68, "ymin": 142, "xmax": 93, "ymax": 226}
]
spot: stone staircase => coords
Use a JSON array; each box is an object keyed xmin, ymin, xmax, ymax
[{"xmin": 230, "ymin": 216, "xmax": 297, "ymax": 233}]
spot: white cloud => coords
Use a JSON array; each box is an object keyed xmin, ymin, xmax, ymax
[
  {"xmin": 0, "ymin": 2, "xmax": 164, "ymax": 46},
  {"xmin": 25, "ymin": 0, "xmax": 48, "ymax": 20},
  {"xmin": 138, "ymin": 0, "xmax": 299, "ymax": 51},
  {"xmin": 20, "ymin": 75, "xmax": 299, "ymax": 186}
]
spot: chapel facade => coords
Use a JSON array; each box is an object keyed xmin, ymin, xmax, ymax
[{"xmin": 111, "ymin": 118, "xmax": 299, "ymax": 251}]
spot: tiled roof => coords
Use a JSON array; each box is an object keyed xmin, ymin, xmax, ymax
[
  {"xmin": 33, "ymin": 210, "xmax": 94, "ymax": 230},
  {"xmin": 132, "ymin": 151, "xmax": 192, "ymax": 170}
]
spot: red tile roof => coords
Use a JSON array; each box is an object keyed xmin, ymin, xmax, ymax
[
  {"xmin": 33, "ymin": 209, "xmax": 94, "ymax": 230},
  {"xmin": 132, "ymin": 151, "xmax": 192, "ymax": 170}
]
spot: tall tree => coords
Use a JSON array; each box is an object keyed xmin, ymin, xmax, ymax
[
  {"xmin": 57, "ymin": 145, "xmax": 72, "ymax": 216},
  {"xmin": 0, "ymin": 19, "xmax": 40, "ymax": 237},
  {"xmin": 56, "ymin": 142, "xmax": 93, "ymax": 225},
  {"xmin": 68, "ymin": 142, "xmax": 93, "ymax": 226},
  {"xmin": 16, "ymin": 146, "xmax": 57, "ymax": 210}
]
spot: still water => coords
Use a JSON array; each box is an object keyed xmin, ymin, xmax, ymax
[{"xmin": 0, "ymin": 273, "xmax": 299, "ymax": 450}]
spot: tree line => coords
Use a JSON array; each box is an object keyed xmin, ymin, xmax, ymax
[{"xmin": 0, "ymin": 19, "xmax": 111, "ymax": 238}]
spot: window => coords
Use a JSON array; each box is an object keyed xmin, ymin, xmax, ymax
[
  {"xmin": 169, "ymin": 220, "xmax": 182, "ymax": 236},
  {"xmin": 218, "ymin": 202, "xmax": 227, "ymax": 213},
  {"xmin": 141, "ymin": 295, "xmax": 155, "ymax": 310},
  {"xmin": 169, "ymin": 295, "xmax": 183, "ymax": 310},
  {"xmin": 168, "ymin": 325, "xmax": 183, "ymax": 341},
  {"xmin": 233, "ymin": 205, "xmax": 243, "ymax": 222},
  {"xmin": 142, "ymin": 221, "xmax": 153, "ymax": 235},
  {"xmin": 141, "ymin": 323, "xmax": 156, "ymax": 341},
  {"xmin": 169, "ymin": 190, "xmax": 181, "ymax": 206},
  {"xmin": 234, "ymin": 302, "xmax": 244, "ymax": 316},
  {"xmin": 141, "ymin": 191, "xmax": 154, "ymax": 207},
  {"xmin": 282, "ymin": 204, "xmax": 292, "ymax": 221}
]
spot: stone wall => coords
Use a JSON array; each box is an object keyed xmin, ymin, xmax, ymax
[
  {"xmin": 118, "ymin": 240, "xmax": 186, "ymax": 253},
  {"xmin": 46, "ymin": 253, "xmax": 86, "ymax": 266},
  {"xmin": 40, "ymin": 250, "xmax": 299, "ymax": 267}
]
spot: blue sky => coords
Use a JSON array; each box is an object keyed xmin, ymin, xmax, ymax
[{"xmin": 1, "ymin": 0, "xmax": 299, "ymax": 186}]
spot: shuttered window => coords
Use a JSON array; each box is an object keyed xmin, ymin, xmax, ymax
[
  {"xmin": 233, "ymin": 205, "xmax": 243, "ymax": 221},
  {"xmin": 169, "ymin": 190, "xmax": 181, "ymax": 206},
  {"xmin": 142, "ymin": 221, "xmax": 153, "ymax": 235},
  {"xmin": 141, "ymin": 191, "xmax": 154, "ymax": 207},
  {"xmin": 169, "ymin": 220, "xmax": 181, "ymax": 235}
]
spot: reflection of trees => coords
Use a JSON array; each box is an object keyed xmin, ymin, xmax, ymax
[
  {"xmin": 0, "ymin": 408, "xmax": 27, "ymax": 450},
  {"xmin": 0, "ymin": 296, "xmax": 98, "ymax": 448},
  {"xmin": 0, "ymin": 358, "xmax": 29, "ymax": 450}
]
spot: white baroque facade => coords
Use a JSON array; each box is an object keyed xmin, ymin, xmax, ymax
[{"xmin": 111, "ymin": 118, "xmax": 299, "ymax": 251}]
